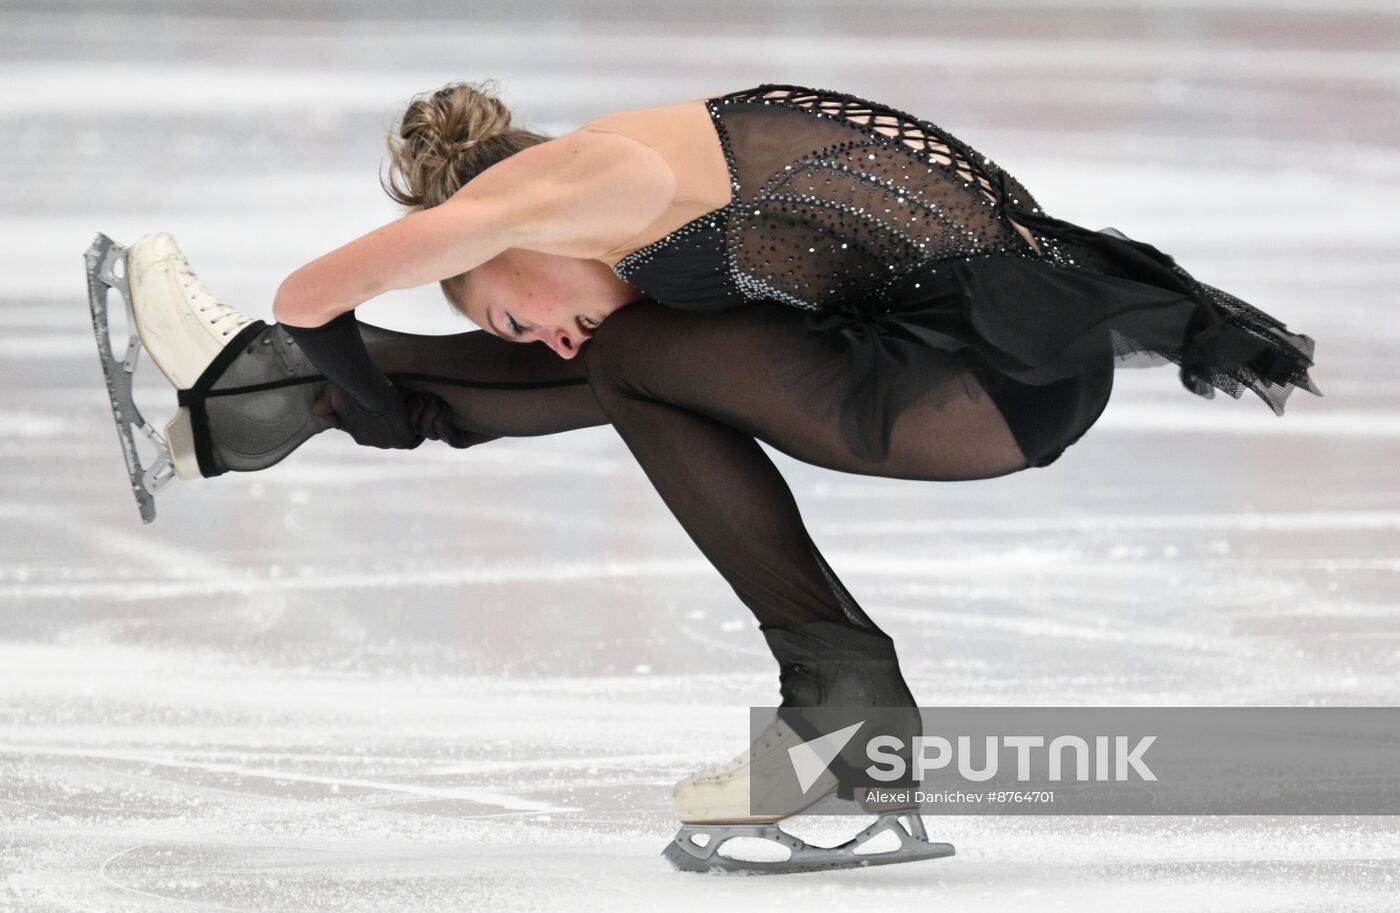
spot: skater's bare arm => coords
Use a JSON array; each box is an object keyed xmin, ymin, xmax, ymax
[
  {"xmin": 272, "ymin": 177, "xmax": 536, "ymax": 328},
  {"xmin": 272, "ymin": 130, "xmax": 676, "ymax": 328}
]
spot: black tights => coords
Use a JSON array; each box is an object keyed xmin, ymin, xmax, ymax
[{"xmin": 343, "ymin": 298, "xmax": 1030, "ymax": 630}]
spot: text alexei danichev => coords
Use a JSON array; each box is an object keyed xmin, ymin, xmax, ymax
[{"xmin": 865, "ymin": 789, "xmax": 1056, "ymax": 805}]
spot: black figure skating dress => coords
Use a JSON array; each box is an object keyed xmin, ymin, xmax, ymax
[{"xmin": 588, "ymin": 84, "xmax": 1322, "ymax": 468}]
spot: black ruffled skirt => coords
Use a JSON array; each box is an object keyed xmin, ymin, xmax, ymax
[{"xmin": 802, "ymin": 202, "xmax": 1323, "ymax": 469}]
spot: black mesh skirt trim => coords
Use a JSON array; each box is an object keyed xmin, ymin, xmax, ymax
[
  {"xmin": 994, "ymin": 204, "xmax": 1322, "ymax": 415},
  {"xmin": 794, "ymin": 211, "xmax": 1320, "ymax": 467},
  {"xmin": 844, "ymin": 219, "xmax": 1323, "ymax": 418},
  {"xmin": 796, "ymin": 278, "xmax": 1119, "ymax": 468}
]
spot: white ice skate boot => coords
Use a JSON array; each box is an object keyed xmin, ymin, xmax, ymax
[
  {"xmin": 85, "ymin": 232, "xmax": 332, "ymax": 523},
  {"xmin": 673, "ymin": 714, "xmax": 839, "ymax": 825},
  {"xmin": 125, "ymin": 232, "xmax": 254, "ymax": 482},
  {"xmin": 665, "ymin": 710, "xmax": 951, "ymax": 874},
  {"xmin": 663, "ymin": 621, "xmax": 954, "ymax": 874}
]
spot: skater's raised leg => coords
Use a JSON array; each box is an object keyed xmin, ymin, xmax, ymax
[
  {"xmin": 357, "ymin": 319, "xmax": 606, "ymax": 443},
  {"xmin": 123, "ymin": 233, "xmax": 609, "ymax": 480}
]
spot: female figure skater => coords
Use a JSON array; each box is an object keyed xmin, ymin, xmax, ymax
[{"xmin": 90, "ymin": 81, "xmax": 1320, "ymax": 873}]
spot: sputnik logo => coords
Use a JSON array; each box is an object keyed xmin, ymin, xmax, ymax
[{"xmin": 787, "ymin": 721, "xmax": 865, "ymax": 793}]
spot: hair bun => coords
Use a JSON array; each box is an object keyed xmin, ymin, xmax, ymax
[{"xmin": 383, "ymin": 79, "xmax": 538, "ymax": 210}]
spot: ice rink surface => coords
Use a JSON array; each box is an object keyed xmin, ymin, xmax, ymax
[{"xmin": 2, "ymin": 0, "xmax": 1398, "ymax": 909}]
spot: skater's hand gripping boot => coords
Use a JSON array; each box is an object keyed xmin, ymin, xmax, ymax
[
  {"xmin": 313, "ymin": 383, "xmax": 424, "ymax": 451},
  {"xmin": 279, "ymin": 310, "xmax": 423, "ymax": 450},
  {"xmin": 313, "ymin": 387, "xmax": 489, "ymax": 450},
  {"xmin": 401, "ymin": 390, "xmax": 495, "ymax": 449}
]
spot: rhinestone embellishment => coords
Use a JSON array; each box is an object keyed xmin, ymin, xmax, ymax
[{"xmin": 613, "ymin": 83, "xmax": 1068, "ymax": 313}]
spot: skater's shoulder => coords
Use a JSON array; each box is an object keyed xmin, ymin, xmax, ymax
[{"xmin": 459, "ymin": 122, "xmax": 680, "ymax": 260}]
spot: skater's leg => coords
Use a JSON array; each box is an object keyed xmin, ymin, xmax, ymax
[
  {"xmin": 585, "ymin": 300, "xmax": 1022, "ymax": 821},
  {"xmin": 191, "ymin": 320, "xmax": 609, "ymax": 475},
  {"xmin": 357, "ymin": 320, "xmax": 606, "ymax": 441},
  {"xmin": 123, "ymin": 232, "xmax": 609, "ymax": 477},
  {"xmin": 583, "ymin": 298, "xmax": 1028, "ymax": 632}
]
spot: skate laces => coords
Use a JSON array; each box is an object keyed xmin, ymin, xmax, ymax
[{"xmin": 174, "ymin": 257, "xmax": 252, "ymax": 338}]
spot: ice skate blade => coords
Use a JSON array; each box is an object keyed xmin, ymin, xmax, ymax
[
  {"xmin": 85, "ymin": 232, "xmax": 177, "ymax": 524},
  {"xmin": 662, "ymin": 812, "xmax": 954, "ymax": 875}
]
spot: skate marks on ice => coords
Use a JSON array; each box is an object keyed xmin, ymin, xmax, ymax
[
  {"xmin": 0, "ymin": 646, "xmax": 676, "ymax": 910},
  {"xmin": 1, "ymin": 656, "xmax": 1398, "ymax": 913},
  {"xmin": 797, "ymin": 479, "xmax": 1400, "ymax": 707}
]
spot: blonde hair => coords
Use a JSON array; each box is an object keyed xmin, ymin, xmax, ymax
[{"xmin": 381, "ymin": 79, "xmax": 553, "ymax": 316}]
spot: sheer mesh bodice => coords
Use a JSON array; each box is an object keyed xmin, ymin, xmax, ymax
[
  {"xmin": 614, "ymin": 84, "xmax": 1048, "ymax": 313},
  {"xmin": 613, "ymin": 83, "xmax": 1322, "ymax": 417}
]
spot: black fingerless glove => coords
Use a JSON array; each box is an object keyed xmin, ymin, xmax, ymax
[
  {"xmin": 403, "ymin": 390, "xmax": 501, "ymax": 449},
  {"xmin": 278, "ymin": 310, "xmax": 424, "ymax": 451},
  {"xmin": 314, "ymin": 386, "xmax": 501, "ymax": 450},
  {"xmin": 319, "ymin": 383, "xmax": 424, "ymax": 450}
]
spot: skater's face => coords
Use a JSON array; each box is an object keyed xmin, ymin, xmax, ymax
[{"xmin": 447, "ymin": 249, "xmax": 637, "ymax": 360}]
